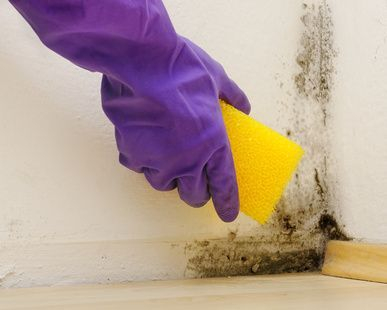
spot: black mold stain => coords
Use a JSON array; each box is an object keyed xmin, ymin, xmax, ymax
[
  {"xmin": 185, "ymin": 239, "xmax": 322, "ymax": 278},
  {"xmin": 184, "ymin": 211, "xmax": 349, "ymax": 278},
  {"xmin": 184, "ymin": 184, "xmax": 350, "ymax": 278},
  {"xmin": 294, "ymin": 1, "xmax": 336, "ymax": 126},
  {"xmin": 318, "ymin": 213, "xmax": 351, "ymax": 241},
  {"xmin": 314, "ymin": 168, "xmax": 326, "ymax": 203},
  {"xmin": 183, "ymin": 1, "xmax": 348, "ymax": 279},
  {"xmin": 249, "ymin": 250, "xmax": 321, "ymax": 275},
  {"xmin": 280, "ymin": 214, "xmax": 297, "ymax": 236},
  {"xmin": 184, "ymin": 209, "xmax": 350, "ymax": 278}
]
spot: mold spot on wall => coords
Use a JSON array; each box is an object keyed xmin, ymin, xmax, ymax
[
  {"xmin": 294, "ymin": 1, "xmax": 336, "ymax": 126},
  {"xmin": 184, "ymin": 0, "xmax": 349, "ymax": 279},
  {"xmin": 314, "ymin": 168, "xmax": 327, "ymax": 207},
  {"xmin": 318, "ymin": 213, "xmax": 351, "ymax": 241}
]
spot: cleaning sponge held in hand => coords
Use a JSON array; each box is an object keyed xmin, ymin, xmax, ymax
[{"xmin": 220, "ymin": 100, "xmax": 304, "ymax": 224}]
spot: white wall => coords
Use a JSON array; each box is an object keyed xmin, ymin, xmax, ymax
[
  {"xmin": 1, "ymin": 0, "xmax": 386, "ymax": 288},
  {"xmin": 330, "ymin": 1, "xmax": 387, "ymax": 242}
]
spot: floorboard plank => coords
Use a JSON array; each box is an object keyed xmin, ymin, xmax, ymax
[{"xmin": 1, "ymin": 273, "xmax": 386, "ymax": 309}]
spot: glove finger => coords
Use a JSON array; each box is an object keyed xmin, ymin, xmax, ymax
[
  {"xmin": 219, "ymin": 77, "xmax": 251, "ymax": 115},
  {"xmin": 177, "ymin": 173, "xmax": 210, "ymax": 208},
  {"xmin": 206, "ymin": 145, "xmax": 240, "ymax": 222},
  {"xmin": 144, "ymin": 168, "xmax": 177, "ymax": 191}
]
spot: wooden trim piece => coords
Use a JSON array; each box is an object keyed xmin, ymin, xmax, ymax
[{"xmin": 322, "ymin": 240, "xmax": 387, "ymax": 283}]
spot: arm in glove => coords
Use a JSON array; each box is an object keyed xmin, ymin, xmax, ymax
[{"xmin": 9, "ymin": 0, "xmax": 251, "ymax": 222}]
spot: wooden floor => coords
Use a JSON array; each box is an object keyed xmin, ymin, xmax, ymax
[{"xmin": 1, "ymin": 273, "xmax": 386, "ymax": 310}]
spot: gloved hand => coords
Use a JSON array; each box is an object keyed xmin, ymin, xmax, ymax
[{"xmin": 10, "ymin": 0, "xmax": 250, "ymax": 222}]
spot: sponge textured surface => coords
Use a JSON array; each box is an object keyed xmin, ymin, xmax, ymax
[{"xmin": 220, "ymin": 100, "xmax": 304, "ymax": 224}]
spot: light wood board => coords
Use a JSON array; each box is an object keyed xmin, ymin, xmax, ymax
[
  {"xmin": 0, "ymin": 273, "xmax": 386, "ymax": 309},
  {"xmin": 322, "ymin": 240, "xmax": 387, "ymax": 283}
]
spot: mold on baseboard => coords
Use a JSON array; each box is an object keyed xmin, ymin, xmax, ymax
[{"xmin": 184, "ymin": 0, "xmax": 350, "ymax": 278}]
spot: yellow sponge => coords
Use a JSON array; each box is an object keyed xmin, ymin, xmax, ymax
[{"xmin": 220, "ymin": 100, "xmax": 304, "ymax": 224}]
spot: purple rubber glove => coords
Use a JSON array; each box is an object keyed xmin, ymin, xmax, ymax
[{"xmin": 10, "ymin": 0, "xmax": 250, "ymax": 222}]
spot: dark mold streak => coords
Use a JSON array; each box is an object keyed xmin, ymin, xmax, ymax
[
  {"xmin": 294, "ymin": 1, "xmax": 336, "ymax": 126},
  {"xmin": 318, "ymin": 213, "xmax": 351, "ymax": 241},
  {"xmin": 314, "ymin": 168, "xmax": 326, "ymax": 201},
  {"xmin": 183, "ymin": 1, "xmax": 349, "ymax": 279}
]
